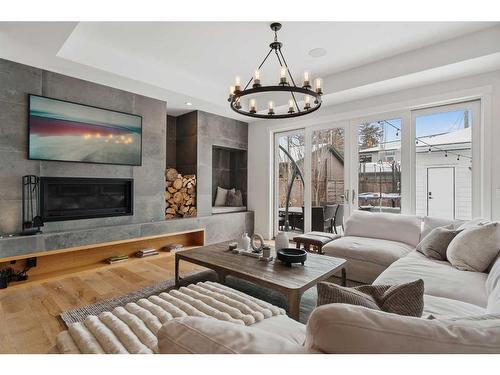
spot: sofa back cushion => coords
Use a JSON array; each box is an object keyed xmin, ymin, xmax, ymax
[
  {"xmin": 344, "ymin": 211, "xmax": 421, "ymax": 247},
  {"xmin": 487, "ymin": 254, "xmax": 500, "ymax": 313},
  {"xmin": 305, "ymin": 304, "xmax": 500, "ymax": 353},
  {"xmin": 486, "ymin": 254, "xmax": 500, "ymax": 295},
  {"xmin": 420, "ymin": 216, "xmax": 463, "ymax": 241}
]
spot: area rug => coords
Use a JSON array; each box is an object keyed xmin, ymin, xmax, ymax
[
  {"xmin": 60, "ymin": 270, "xmax": 216, "ymax": 325},
  {"xmin": 61, "ymin": 270, "xmax": 324, "ymax": 325}
]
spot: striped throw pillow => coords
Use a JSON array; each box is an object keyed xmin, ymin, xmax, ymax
[{"xmin": 317, "ymin": 279, "xmax": 424, "ymax": 317}]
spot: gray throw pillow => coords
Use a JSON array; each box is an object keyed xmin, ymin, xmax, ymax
[
  {"xmin": 226, "ymin": 189, "xmax": 243, "ymax": 207},
  {"xmin": 317, "ymin": 279, "xmax": 424, "ymax": 317},
  {"xmin": 447, "ymin": 222, "xmax": 500, "ymax": 272},
  {"xmin": 416, "ymin": 224, "xmax": 462, "ymax": 261}
]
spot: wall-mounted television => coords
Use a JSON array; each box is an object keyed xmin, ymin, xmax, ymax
[{"xmin": 28, "ymin": 94, "xmax": 142, "ymax": 166}]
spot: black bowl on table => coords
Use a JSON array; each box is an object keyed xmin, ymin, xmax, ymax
[{"xmin": 277, "ymin": 248, "xmax": 307, "ymax": 267}]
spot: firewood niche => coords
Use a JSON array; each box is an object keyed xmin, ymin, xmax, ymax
[{"xmin": 165, "ymin": 168, "xmax": 197, "ymax": 219}]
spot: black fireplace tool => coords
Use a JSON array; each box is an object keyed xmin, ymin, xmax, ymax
[{"xmin": 21, "ymin": 175, "xmax": 44, "ymax": 235}]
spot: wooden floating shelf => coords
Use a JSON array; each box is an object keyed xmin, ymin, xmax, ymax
[{"xmin": 0, "ymin": 229, "xmax": 205, "ymax": 287}]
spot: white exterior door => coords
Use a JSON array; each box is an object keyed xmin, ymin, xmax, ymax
[{"xmin": 427, "ymin": 167, "xmax": 455, "ymax": 219}]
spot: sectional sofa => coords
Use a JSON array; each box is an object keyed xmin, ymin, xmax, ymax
[{"xmin": 158, "ymin": 211, "xmax": 500, "ymax": 354}]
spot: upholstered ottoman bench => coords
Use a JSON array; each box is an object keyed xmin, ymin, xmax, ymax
[{"xmin": 293, "ymin": 232, "xmax": 340, "ymax": 254}]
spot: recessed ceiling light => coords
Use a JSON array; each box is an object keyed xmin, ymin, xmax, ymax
[
  {"xmin": 308, "ymin": 48, "xmax": 327, "ymax": 58},
  {"xmin": 185, "ymin": 102, "xmax": 193, "ymax": 106}
]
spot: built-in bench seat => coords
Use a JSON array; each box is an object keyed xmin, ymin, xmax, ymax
[{"xmin": 212, "ymin": 206, "xmax": 247, "ymax": 214}]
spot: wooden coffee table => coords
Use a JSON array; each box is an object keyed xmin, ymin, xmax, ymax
[{"xmin": 174, "ymin": 242, "xmax": 346, "ymax": 321}]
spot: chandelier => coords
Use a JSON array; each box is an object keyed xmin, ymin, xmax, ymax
[{"xmin": 228, "ymin": 23, "xmax": 323, "ymax": 119}]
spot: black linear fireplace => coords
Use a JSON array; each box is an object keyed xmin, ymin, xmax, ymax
[{"xmin": 40, "ymin": 177, "xmax": 133, "ymax": 222}]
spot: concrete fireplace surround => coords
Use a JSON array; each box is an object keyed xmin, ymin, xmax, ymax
[
  {"xmin": 0, "ymin": 58, "xmax": 252, "ymax": 259},
  {"xmin": 170, "ymin": 110, "xmax": 248, "ymax": 217}
]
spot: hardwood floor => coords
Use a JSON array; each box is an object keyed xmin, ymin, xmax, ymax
[{"xmin": 0, "ymin": 252, "xmax": 203, "ymax": 354}]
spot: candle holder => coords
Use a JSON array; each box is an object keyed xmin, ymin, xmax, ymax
[
  {"xmin": 304, "ymin": 102, "xmax": 311, "ymax": 111},
  {"xmin": 253, "ymin": 70, "xmax": 261, "ymax": 88},
  {"xmin": 268, "ymin": 108, "xmax": 275, "ymax": 115},
  {"xmin": 279, "ymin": 77, "xmax": 287, "ymax": 86},
  {"xmin": 249, "ymin": 99, "xmax": 257, "ymax": 114},
  {"xmin": 316, "ymin": 87, "xmax": 323, "ymax": 95}
]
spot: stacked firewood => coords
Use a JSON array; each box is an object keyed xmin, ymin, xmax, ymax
[{"xmin": 165, "ymin": 168, "xmax": 197, "ymax": 219}]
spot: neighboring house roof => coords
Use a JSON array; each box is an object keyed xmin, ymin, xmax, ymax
[{"xmin": 328, "ymin": 145, "xmax": 345, "ymax": 166}]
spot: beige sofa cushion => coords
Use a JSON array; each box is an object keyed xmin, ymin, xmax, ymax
[
  {"xmin": 374, "ymin": 251, "xmax": 488, "ymax": 307},
  {"xmin": 322, "ymin": 236, "xmax": 414, "ymax": 284},
  {"xmin": 447, "ymin": 222, "xmax": 500, "ymax": 272},
  {"xmin": 344, "ymin": 211, "xmax": 421, "ymax": 247},
  {"xmin": 424, "ymin": 295, "xmax": 486, "ymax": 318},
  {"xmin": 250, "ymin": 315, "xmax": 305, "ymax": 345},
  {"xmin": 486, "ymin": 254, "xmax": 500, "ymax": 295},
  {"xmin": 157, "ymin": 317, "xmax": 312, "ymax": 354},
  {"xmin": 488, "ymin": 286, "xmax": 500, "ymax": 314},
  {"xmin": 305, "ymin": 304, "xmax": 500, "ymax": 354}
]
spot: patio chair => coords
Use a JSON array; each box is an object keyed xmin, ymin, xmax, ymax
[
  {"xmin": 278, "ymin": 215, "xmax": 285, "ymax": 231},
  {"xmin": 311, "ymin": 206, "xmax": 333, "ymax": 233}
]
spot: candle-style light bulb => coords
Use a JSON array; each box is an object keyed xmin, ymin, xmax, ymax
[
  {"xmin": 303, "ymin": 71, "xmax": 310, "ymax": 88},
  {"xmin": 253, "ymin": 69, "xmax": 261, "ymax": 87},
  {"xmin": 249, "ymin": 99, "xmax": 257, "ymax": 114},
  {"xmin": 235, "ymin": 76, "xmax": 241, "ymax": 92},
  {"xmin": 304, "ymin": 95, "xmax": 311, "ymax": 110},
  {"xmin": 268, "ymin": 101, "xmax": 275, "ymax": 115},
  {"xmin": 315, "ymin": 78, "xmax": 323, "ymax": 95},
  {"xmin": 280, "ymin": 67, "xmax": 288, "ymax": 85},
  {"xmin": 288, "ymin": 99, "xmax": 295, "ymax": 114},
  {"xmin": 229, "ymin": 86, "xmax": 235, "ymax": 96}
]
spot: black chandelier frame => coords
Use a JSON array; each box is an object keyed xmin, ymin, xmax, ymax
[{"xmin": 228, "ymin": 23, "xmax": 322, "ymax": 119}]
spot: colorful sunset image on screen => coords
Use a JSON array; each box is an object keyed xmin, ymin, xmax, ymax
[{"xmin": 29, "ymin": 95, "xmax": 142, "ymax": 165}]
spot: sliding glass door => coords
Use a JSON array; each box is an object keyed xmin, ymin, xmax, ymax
[
  {"xmin": 309, "ymin": 125, "xmax": 346, "ymax": 234},
  {"xmin": 274, "ymin": 130, "xmax": 305, "ymax": 236},
  {"xmin": 272, "ymin": 100, "xmax": 484, "ymax": 236}
]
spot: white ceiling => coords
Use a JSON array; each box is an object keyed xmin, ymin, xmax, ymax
[{"xmin": 0, "ymin": 21, "xmax": 499, "ymax": 120}]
